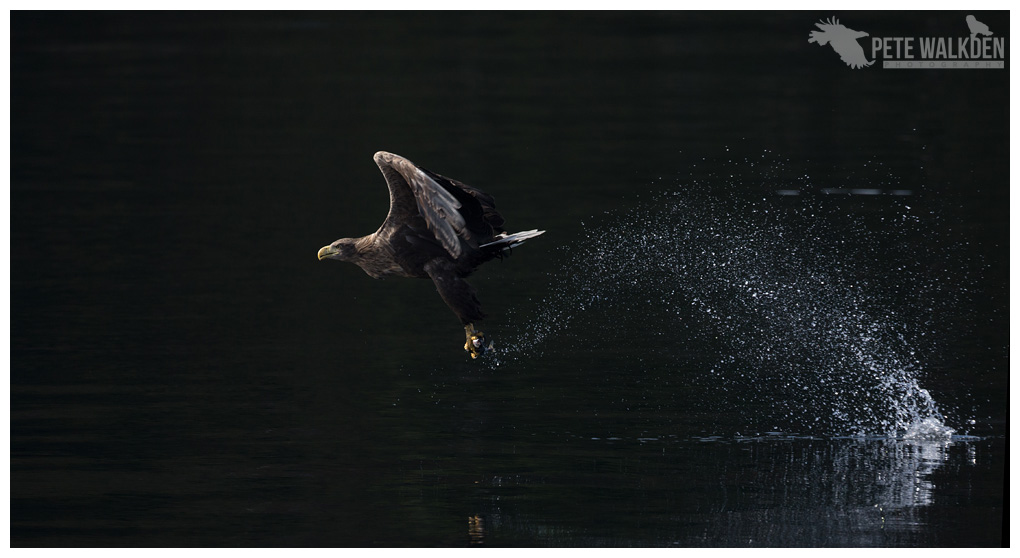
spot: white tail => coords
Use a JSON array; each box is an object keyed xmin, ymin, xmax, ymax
[{"xmin": 480, "ymin": 229, "xmax": 545, "ymax": 250}]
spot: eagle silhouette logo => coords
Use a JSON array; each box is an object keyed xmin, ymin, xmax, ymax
[
  {"xmin": 965, "ymin": 15, "xmax": 993, "ymax": 39},
  {"xmin": 808, "ymin": 17, "xmax": 873, "ymax": 69}
]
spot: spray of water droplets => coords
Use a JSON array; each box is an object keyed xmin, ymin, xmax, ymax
[{"xmin": 496, "ymin": 187, "xmax": 963, "ymax": 439}]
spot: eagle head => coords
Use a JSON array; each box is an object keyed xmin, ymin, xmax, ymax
[{"xmin": 317, "ymin": 238, "xmax": 358, "ymax": 261}]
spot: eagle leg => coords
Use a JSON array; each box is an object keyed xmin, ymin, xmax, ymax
[
  {"xmin": 464, "ymin": 323, "xmax": 494, "ymax": 359},
  {"xmin": 424, "ymin": 259, "xmax": 493, "ymax": 357}
]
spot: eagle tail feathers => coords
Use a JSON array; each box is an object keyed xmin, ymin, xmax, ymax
[{"xmin": 480, "ymin": 229, "xmax": 546, "ymax": 253}]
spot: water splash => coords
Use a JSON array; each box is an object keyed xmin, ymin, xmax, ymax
[{"xmin": 500, "ymin": 186, "xmax": 961, "ymax": 439}]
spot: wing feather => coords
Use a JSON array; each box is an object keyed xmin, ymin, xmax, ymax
[{"xmin": 374, "ymin": 151, "xmax": 469, "ymax": 258}]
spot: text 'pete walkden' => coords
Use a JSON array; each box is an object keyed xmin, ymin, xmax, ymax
[{"xmin": 874, "ymin": 36, "xmax": 1006, "ymax": 69}]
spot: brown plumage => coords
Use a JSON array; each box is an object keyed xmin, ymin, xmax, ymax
[{"xmin": 318, "ymin": 151, "xmax": 544, "ymax": 357}]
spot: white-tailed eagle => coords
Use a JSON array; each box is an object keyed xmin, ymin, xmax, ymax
[{"xmin": 318, "ymin": 151, "xmax": 544, "ymax": 358}]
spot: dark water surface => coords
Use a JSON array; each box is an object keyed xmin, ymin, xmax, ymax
[{"xmin": 11, "ymin": 12, "xmax": 1008, "ymax": 546}]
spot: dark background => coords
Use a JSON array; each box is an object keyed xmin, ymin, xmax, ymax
[{"xmin": 11, "ymin": 11, "xmax": 1008, "ymax": 546}]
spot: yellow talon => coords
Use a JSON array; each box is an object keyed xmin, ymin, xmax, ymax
[{"xmin": 464, "ymin": 324, "xmax": 493, "ymax": 359}]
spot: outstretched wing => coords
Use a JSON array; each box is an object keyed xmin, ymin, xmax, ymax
[{"xmin": 373, "ymin": 151, "xmax": 497, "ymax": 260}]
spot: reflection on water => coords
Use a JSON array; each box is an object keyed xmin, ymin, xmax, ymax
[
  {"xmin": 468, "ymin": 515, "xmax": 485, "ymax": 545},
  {"xmin": 460, "ymin": 435, "xmax": 985, "ymax": 547}
]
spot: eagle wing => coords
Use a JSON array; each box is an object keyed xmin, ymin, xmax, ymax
[{"xmin": 374, "ymin": 151, "xmax": 492, "ymax": 260}]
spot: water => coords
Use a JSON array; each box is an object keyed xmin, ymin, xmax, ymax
[
  {"xmin": 500, "ymin": 184, "xmax": 964, "ymax": 438},
  {"xmin": 457, "ymin": 435, "xmax": 985, "ymax": 546},
  {"xmin": 11, "ymin": 12, "xmax": 1007, "ymax": 547}
]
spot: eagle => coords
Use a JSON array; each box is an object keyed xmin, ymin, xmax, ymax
[
  {"xmin": 808, "ymin": 17, "xmax": 873, "ymax": 69},
  {"xmin": 317, "ymin": 151, "xmax": 545, "ymax": 358},
  {"xmin": 965, "ymin": 15, "xmax": 993, "ymax": 39}
]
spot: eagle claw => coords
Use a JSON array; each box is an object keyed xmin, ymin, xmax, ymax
[{"xmin": 464, "ymin": 324, "xmax": 494, "ymax": 359}]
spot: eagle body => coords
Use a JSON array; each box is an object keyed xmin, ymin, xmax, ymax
[{"xmin": 318, "ymin": 151, "xmax": 544, "ymax": 355}]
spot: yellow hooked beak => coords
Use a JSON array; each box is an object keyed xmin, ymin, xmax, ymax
[{"xmin": 317, "ymin": 245, "xmax": 336, "ymax": 260}]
